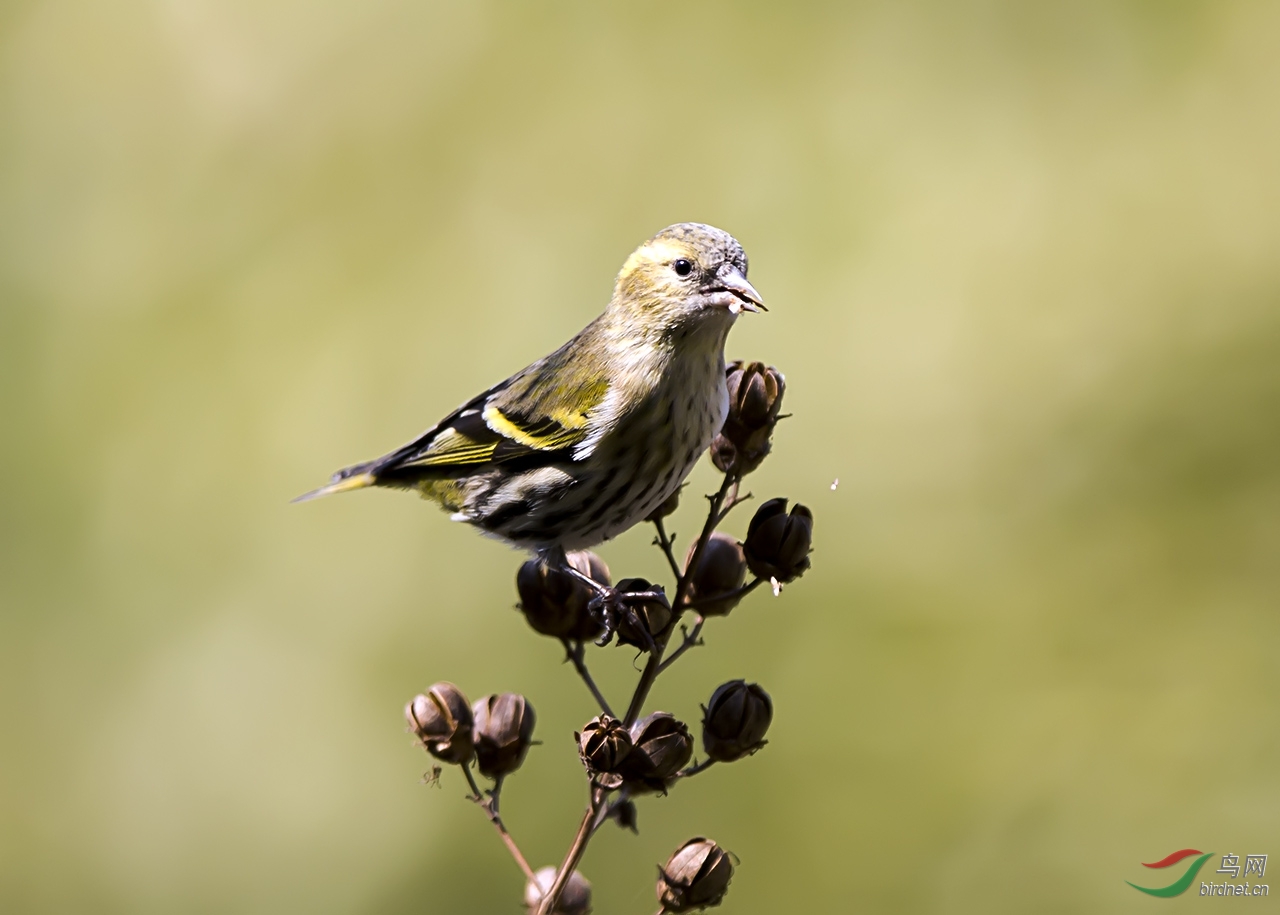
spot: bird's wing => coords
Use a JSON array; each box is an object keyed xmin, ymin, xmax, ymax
[
  {"xmin": 375, "ymin": 349, "xmax": 611, "ymax": 476},
  {"xmin": 294, "ymin": 340, "xmax": 612, "ymax": 502}
]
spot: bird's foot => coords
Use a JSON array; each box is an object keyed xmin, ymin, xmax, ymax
[{"xmin": 587, "ymin": 585, "xmax": 668, "ymax": 654}]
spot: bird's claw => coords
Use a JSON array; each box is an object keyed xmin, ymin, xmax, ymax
[{"xmin": 587, "ymin": 587, "xmax": 668, "ymax": 653}]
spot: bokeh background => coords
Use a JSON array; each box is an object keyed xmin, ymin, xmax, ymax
[{"xmin": 3, "ymin": 1, "xmax": 1278, "ymax": 912}]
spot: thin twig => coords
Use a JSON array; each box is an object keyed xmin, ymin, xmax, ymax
[
  {"xmin": 542, "ymin": 472, "xmax": 750, "ymax": 912},
  {"xmin": 714, "ymin": 479, "xmax": 751, "ymax": 525},
  {"xmin": 460, "ymin": 765, "xmax": 535, "ymax": 881},
  {"xmin": 536, "ymin": 788, "xmax": 604, "ymax": 915},
  {"xmin": 680, "ymin": 474, "xmax": 741, "ymax": 612},
  {"xmin": 651, "ymin": 517, "xmax": 683, "ymax": 582},
  {"xmin": 677, "ymin": 758, "xmax": 717, "ymax": 779},
  {"xmin": 563, "ymin": 639, "xmax": 614, "ymax": 717},
  {"xmin": 623, "ymin": 473, "xmax": 737, "ymax": 726},
  {"xmin": 564, "ymin": 564, "xmax": 609, "ymax": 595},
  {"xmin": 656, "ymin": 616, "xmax": 704, "ymax": 674}
]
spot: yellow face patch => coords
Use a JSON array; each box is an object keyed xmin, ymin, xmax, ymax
[{"xmin": 620, "ymin": 239, "xmax": 694, "ymax": 279}]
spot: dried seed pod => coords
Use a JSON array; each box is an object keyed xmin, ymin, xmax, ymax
[
  {"xmin": 622, "ymin": 711, "xmax": 694, "ymax": 791},
  {"xmin": 727, "ymin": 361, "xmax": 786, "ymax": 436},
  {"xmin": 611, "ymin": 578, "xmax": 673, "ymax": 650},
  {"xmin": 684, "ymin": 532, "xmax": 748, "ymax": 616},
  {"xmin": 577, "ymin": 715, "xmax": 632, "ymax": 788},
  {"xmin": 405, "ymin": 682, "xmax": 474, "ymax": 764},
  {"xmin": 524, "ymin": 866, "xmax": 592, "ymax": 915},
  {"xmin": 702, "ymin": 680, "xmax": 772, "ymax": 762},
  {"xmin": 708, "ymin": 432, "xmax": 740, "ymax": 475},
  {"xmin": 657, "ymin": 837, "xmax": 734, "ymax": 912},
  {"xmin": 742, "ymin": 498, "xmax": 813, "ymax": 583},
  {"xmin": 517, "ymin": 551, "xmax": 609, "ymax": 641},
  {"xmin": 471, "ymin": 692, "xmax": 536, "ymax": 779},
  {"xmin": 645, "ymin": 485, "xmax": 682, "ymax": 522},
  {"xmin": 711, "ymin": 361, "xmax": 786, "ymax": 475}
]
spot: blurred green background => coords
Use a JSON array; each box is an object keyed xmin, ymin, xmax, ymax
[{"xmin": 2, "ymin": 1, "xmax": 1277, "ymax": 912}]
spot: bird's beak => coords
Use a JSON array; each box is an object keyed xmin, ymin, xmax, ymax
[{"xmin": 703, "ymin": 266, "xmax": 766, "ymax": 315}]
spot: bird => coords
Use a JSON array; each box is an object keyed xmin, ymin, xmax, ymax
[{"xmin": 296, "ymin": 222, "xmax": 765, "ymax": 560}]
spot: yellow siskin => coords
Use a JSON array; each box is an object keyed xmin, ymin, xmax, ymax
[{"xmin": 296, "ymin": 223, "xmax": 765, "ymax": 557}]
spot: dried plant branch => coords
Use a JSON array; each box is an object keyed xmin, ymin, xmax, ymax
[
  {"xmin": 408, "ymin": 361, "xmax": 807, "ymax": 914},
  {"xmin": 676, "ymin": 473, "xmax": 740, "ymax": 612},
  {"xmin": 652, "ymin": 517, "xmax": 683, "ymax": 582},
  {"xmin": 656, "ymin": 616, "xmax": 705, "ymax": 674},
  {"xmin": 460, "ymin": 766, "xmax": 535, "ymax": 881},
  {"xmin": 620, "ymin": 473, "xmax": 738, "ymax": 728},
  {"xmin": 714, "ymin": 479, "xmax": 751, "ymax": 525},
  {"xmin": 563, "ymin": 639, "xmax": 614, "ymax": 717},
  {"xmin": 541, "ymin": 474, "xmax": 742, "ymax": 913},
  {"xmin": 535, "ymin": 788, "xmax": 605, "ymax": 915},
  {"xmin": 678, "ymin": 759, "xmax": 717, "ymax": 779}
]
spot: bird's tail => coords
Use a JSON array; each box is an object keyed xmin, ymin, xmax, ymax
[{"xmin": 292, "ymin": 468, "xmax": 377, "ymax": 503}]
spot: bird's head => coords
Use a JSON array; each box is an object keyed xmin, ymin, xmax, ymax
[{"xmin": 610, "ymin": 223, "xmax": 765, "ymax": 332}]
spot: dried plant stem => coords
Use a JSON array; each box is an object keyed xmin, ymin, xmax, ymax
[
  {"xmin": 678, "ymin": 474, "xmax": 741, "ymax": 610},
  {"xmin": 541, "ymin": 471, "xmax": 751, "ymax": 914},
  {"xmin": 563, "ymin": 639, "xmax": 614, "ymax": 717},
  {"xmin": 623, "ymin": 473, "xmax": 738, "ymax": 726},
  {"xmin": 461, "ymin": 766, "xmax": 535, "ymax": 881},
  {"xmin": 411, "ymin": 361, "xmax": 800, "ymax": 914},
  {"xmin": 678, "ymin": 758, "xmax": 717, "ymax": 779},
  {"xmin": 656, "ymin": 616, "xmax": 704, "ymax": 674},
  {"xmin": 535, "ymin": 788, "xmax": 604, "ymax": 915},
  {"xmin": 651, "ymin": 517, "xmax": 683, "ymax": 581}
]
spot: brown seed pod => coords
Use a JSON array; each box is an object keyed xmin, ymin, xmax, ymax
[
  {"xmin": 517, "ymin": 551, "xmax": 610, "ymax": 641},
  {"xmin": 611, "ymin": 578, "xmax": 673, "ymax": 650},
  {"xmin": 405, "ymin": 682, "xmax": 474, "ymax": 764},
  {"xmin": 710, "ymin": 361, "xmax": 786, "ymax": 475},
  {"xmin": 576, "ymin": 715, "xmax": 632, "ymax": 788},
  {"xmin": 742, "ymin": 498, "xmax": 813, "ymax": 583},
  {"xmin": 524, "ymin": 866, "xmax": 592, "ymax": 915},
  {"xmin": 622, "ymin": 711, "xmax": 694, "ymax": 792},
  {"xmin": 472, "ymin": 692, "xmax": 536, "ymax": 779},
  {"xmin": 684, "ymin": 532, "xmax": 748, "ymax": 616},
  {"xmin": 657, "ymin": 837, "xmax": 734, "ymax": 912},
  {"xmin": 702, "ymin": 680, "xmax": 772, "ymax": 762}
]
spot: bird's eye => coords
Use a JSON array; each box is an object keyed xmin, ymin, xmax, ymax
[{"xmin": 673, "ymin": 259, "xmax": 693, "ymax": 277}]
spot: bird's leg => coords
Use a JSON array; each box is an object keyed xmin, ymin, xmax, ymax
[
  {"xmin": 602, "ymin": 587, "xmax": 669, "ymax": 656},
  {"xmin": 538, "ymin": 546, "xmax": 616, "ymax": 640},
  {"xmin": 564, "ymin": 563, "xmax": 611, "ymax": 597},
  {"xmin": 590, "ymin": 599, "xmax": 618, "ymax": 648},
  {"xmin": 552, "ymin": 561, "xmax": 621, "ymax": 645},
  {"xmin": 548, "ymin": 549, "xmax": 669, "ymax": 655}
]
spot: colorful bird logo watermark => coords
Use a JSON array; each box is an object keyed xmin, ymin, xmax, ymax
[
  {"xmin": 1128, "ymin": 850, "xmax": 1269, "ymax": 898},
  {"xmin": 1127, "ymin": 849, "xmax": 1215, "ymax": 897}
]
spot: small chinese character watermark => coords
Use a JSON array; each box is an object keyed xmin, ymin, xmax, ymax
[
  {"xmin": 1219, "ymin": 854, "xmax": 1241, "ymax": 879},
  {"xmin": 1244, "ymin": 854, "xmax": 1267, "ymax": 878}
]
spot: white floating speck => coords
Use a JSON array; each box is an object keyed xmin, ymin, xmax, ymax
[
  {"xmin": 770, "ymin": 576, "xmax": 782, "ymax": 597},
  {"xmin": 830, "ymin": 478, "xmax": 839, "ymax": 491}
]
